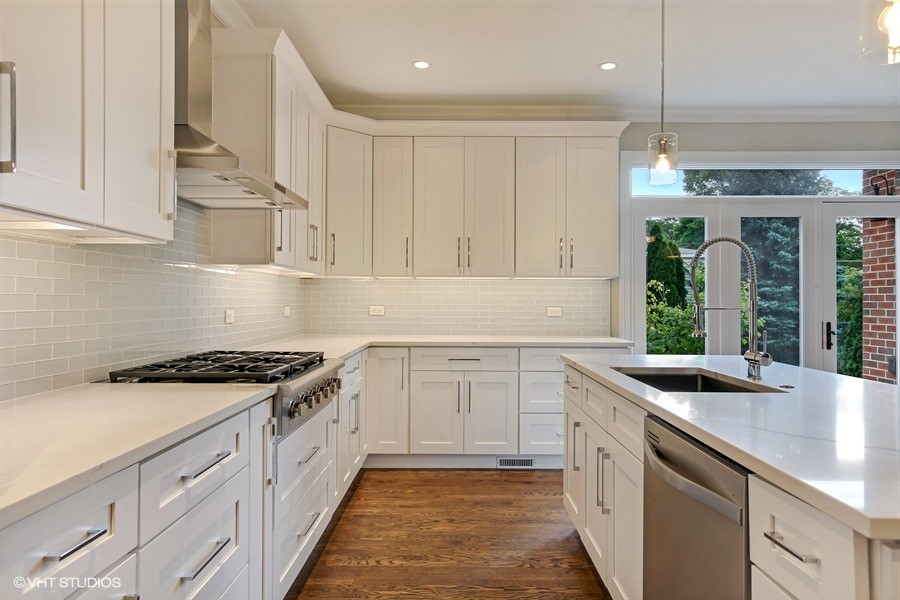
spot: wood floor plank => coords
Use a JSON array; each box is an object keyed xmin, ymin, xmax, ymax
[{"xmin": 290, "ymin": 469, "xmax": 607, "ymax": 599}]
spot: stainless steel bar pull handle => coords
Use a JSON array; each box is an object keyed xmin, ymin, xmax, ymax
[
  {"xmin": 571, "ymin": 421, "xmax": 581, "ymax": 471},
  {"xmin": 467, "ymin": 380, "xmax": 472, "ymax": 413},
  {"xmin": 298, "ymin": 446, "xmax": 321, "ymax": 464},
  {"xmin": 347, "ymin": 365, "xmax": 360, "ymax": 375},
  {"xmin": 309, "ymin": 224, "xmax": 317, "ymax": 260},
  {"xmin": 569, "ymin": 238, "xmax": 574, "ymax": 269},
  {"xmin": 457, "ymin": 380, "xmax": 461, "ymax": 413},
  {"xmin": 400, "ymin": 357, "xmax": 405, "ymax": 389},
  {"xmin": 599, "ymin": 450, "xmax": 611, "ymax": 514},
  {"xmin": 1, "ymin": 62, "xmax": 16, "ymax": 173},
  {"xmin": 181, "ymin": 537, "xmax": 230, "ymax": 581},
  {"xmin": 299, "ymin": 512, "xmax": 321, "ymax": 537},
  {"xmin": 467, "ymin": 237, "xmax": 471, "ymax": 269},
  {"xmin": 406, "ymin": 236, "xmax": 410, "ymax": 269},
  {"xmin": 457, "ymin": 237, "xmax": 461, "ymax": 269},
  {"xmin": 350, "ymin": 392, "xmax": 360, "ymax": 433},
  {"xmin": 183, "ymin": 450, "xmax": 231, "ymax": 480},
  {"xmin": 275, "ymin": 210, "xmax": 284, "ymax": 252},
  {"xmin": 763, "ymin": 531, "xmax": 821, "ymax": 564},
  {"xmin": 448, "ymin": 357, "xmax": 481, "ymax": 362},
  {"xmin": 165, "ymin": 149, "xmax": 177, "ymax": 220},
  {"xmin": 559, "ymin": 237, "xmax": 564, "ymax": 269},
  {"xmin": 331, "ymin": 233, "xmax": 336, "ymax": 266},
  {"xmin": 44, "ymin": 527, "xmax": 107, "ymax": 561}
]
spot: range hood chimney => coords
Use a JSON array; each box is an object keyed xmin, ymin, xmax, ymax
[{"xmin": 174, "ymin": 0, "xmax": 305, "ymax": 209}]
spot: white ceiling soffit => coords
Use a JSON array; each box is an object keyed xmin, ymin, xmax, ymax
[{"xmin": 231, "ymin": 0, "xmax": 900, "ymax": 123}]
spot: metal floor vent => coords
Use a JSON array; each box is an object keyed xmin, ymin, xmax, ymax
[{"xmin": 497, "ymin": 457, "xmax": 535, "ymax": 469}]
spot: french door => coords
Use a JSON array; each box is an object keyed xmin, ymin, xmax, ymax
[{"xmin": 820, "ymin": 203, "xmax": 899, "ymax": 382}]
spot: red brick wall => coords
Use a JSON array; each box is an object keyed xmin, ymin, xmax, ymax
[{"xmin": 861, "ymin": 169, "xmax": 896, "ymax": 384}]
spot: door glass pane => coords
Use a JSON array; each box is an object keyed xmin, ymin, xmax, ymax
[
  {"xmin": 645, "ymin": 217, "xmax": 706, "ymax": 355},
  {"xmin": 632, "ymin": 168, "xmax": 865, "ymax": 197},
  {"xmin": 740, "ymin": 217, "xmax": 802, "ymax": 366},
  {"xmin": 834, "ymin": 217, "xmax": 896, "ymax": 383}
]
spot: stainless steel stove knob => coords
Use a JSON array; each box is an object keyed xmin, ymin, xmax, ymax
[
  {"xmin": 314, "ymin": 391, "xmax": 324, "ymax": 405},
  {"xmin": 320, "ymin": 385, "xmax": 330, "ymax": 399},
  {"xmin": 288, "ymin": 398, "xmax": 304, "ymax": 419}
]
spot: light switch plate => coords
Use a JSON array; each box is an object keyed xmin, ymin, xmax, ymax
[
  {"xmin": 547, "ymin": 306, "xmax": 563, "ymax": 317},
  {"xmin": 369, "ymin": 305, "xmax": 385, "ymax": 316},
  {"xmin": 225, "ymin": 309, "xmax": 235, "ymax": 324},
  {"xmin": 283, "ymin": 305, "xmax": 291, "ymax": 317}
]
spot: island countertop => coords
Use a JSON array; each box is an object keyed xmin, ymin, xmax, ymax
[{"xmin": 561, "ymin": 353, "xmax": 900, "ymax": 539}]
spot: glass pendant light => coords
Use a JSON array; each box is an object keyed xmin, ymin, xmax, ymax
[
  {"xmin": 860, "ymin": 0, "xmax": 900, "ymax": 65},
  {"xmin": 648, "ymin": 0, "xmax": 678, "ymax": 185}
]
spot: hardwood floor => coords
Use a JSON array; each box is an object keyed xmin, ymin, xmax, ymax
[{"xmin": 292, "ymin": 469, "xmax": 607, "ymax": 599}]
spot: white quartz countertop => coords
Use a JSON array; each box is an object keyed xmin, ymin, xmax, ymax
[
  {"xmin": 561, "ymin": 353, "xmax": 900, "ymax": 539},
  {"xmin": 0, "ymin": 382, "xmax": 275, "ymax": 529},
  {"xmin": 248, "ymin": 334, "xmax": 633, "ymax": 360}
]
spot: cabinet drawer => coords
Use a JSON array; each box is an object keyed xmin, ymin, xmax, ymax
[
  {"xmin": 0, "ymin": 466, "xmax": 138, "ymax": 600},
  {"xmin": 520, "ymin": 347, "xmax": 629, "ymax": 371},
  {"xmin": 519, "ymin": 413, "xmax": 564, "ymax": 455},
  {"xmin": 410, "ymin": 347, "xmax": 518, "ymax": 371},
  {"xmin": 139, "ymin": 411, "xmax": 249, "ymax": 544},
  {"xmin": 749, "ymin": 476, "xmax": 868, "ymax": 600},
  {"xmin": 607, "ymin": 390, "xmax": 646, "ymax": 461},
  {"xmin": 273, "ymin": 463, "xmax": 330, "ymax": 599},
  {"xmin": 274, "ymin": 406, "xmax": 330, "ymax": 525},
  {"xmin": 581, "ymin": 376, "xmax": 608, "ymax": 430},
  {"xmin": 67, "ymin": 553, "xmax": 137, "ymax": 600},
  {"xmin": 139, "ymin": 467, "xmax": 249, "ymax": 600},
  {"xmin": 519, "ymin": 371, "xmax": 564, "ymax": 413},
  {"xmin": 751, "ymin": 564, "xmax": 795, "ymax": 599},
  {"xmin": 219, "ymin": 564, "xmax": 249, "ymax": 600},
  {"xmin": 563, "ymin": 366, "xmax": 582, "ymax": 404},
  {"xmin": 339, "ymin": 352, "xmax": 363, "ymax": 386}
]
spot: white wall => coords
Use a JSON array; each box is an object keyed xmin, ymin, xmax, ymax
[{"xmin": 0, "ymin": 201, "xmax": 304, "ymax": 400}]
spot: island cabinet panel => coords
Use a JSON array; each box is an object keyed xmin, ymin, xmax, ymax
[
  {"xmin": 749, "ymin": 476, "xmax": 870, "ymax": 600},
  {"xmin": 563, "ymin": 397, "xmax": 586, "ymax": 530}
]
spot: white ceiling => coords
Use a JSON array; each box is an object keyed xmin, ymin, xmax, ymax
[{"xmin": 230, "ymin": 0, "xmax": 900, "ymax": 122}]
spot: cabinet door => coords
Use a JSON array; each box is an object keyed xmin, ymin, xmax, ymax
[
  {"xmin": 326, "ymin": 127, "xmax": 372, "ymax": 276},
  {"xmin": 103, "ymin": 0, "xmax": 175, "ymax": 241},
  {"xmin": 464, "ymin": 137, "xmax": 515, "ymax": 276},
  {"xmin": 272, "ymin": 207, "xmax": 295, "ymax": 267},
  {"xmin": 367, "ymin": 348, "xmax": 409, "ymax": 454},
  {"xmin": 563, "ymin": 398, "xmax": 585, "ymax": 530},
  {"xmin": 336, "ymin": 377, "xmax": 360, "ymax": 498},
  {"xmin": 566, "ymin": 138, "xmax": 618, "ymax": 277},
  {"xmin": 413, "ymin": 137, "xmax": 464, "ymax": 276},
  {"xmin": 606, "ymin": 436, "xmax": 643, "ymax": 600},
  {"xmin": 409, "ymin": 371, "xmax": 464, "ymax": 454},
  {"xmin": 0, "ymin": 1, "xmax": 104, "ymax": 224},
  {"xmin": 273, "ymin": 56, "xmax": 297, "ymax": 192},
  {"xmin": 515, "ymin": 138, "xmax": 566, "ymax": 276},
  {"xmin": 296, "ymin": 116, "xmax": 325, "ymax": 273},
  {"xmin": 463, "ymin": 371, "xmax": 518, "ymax": 454},
  {"xmin": 582, "ymin": 418, "xmax": 611, "ymax": 578},
  {"xmin": 294, "ymin": 100, "xmax": 310, "ymax": 202},
  {"xmin": 373, "ymin": 137, "xmax": 413, "ymax": 277}
]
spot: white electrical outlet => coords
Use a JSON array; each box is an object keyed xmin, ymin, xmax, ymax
[
  {"xmin": 369, "ymin": 305, "xmax": 385, "ymax": 316},
  {"xmin": 225, "ymin": 309, "xmax": 236, "ymax": 324},
  {"xmin": 547, "ymin": 306, "xmax": 563, "ymax": 317},
  {"xmin": 283, "ymin": 305, "xmax": 291, "ymax": 317}
]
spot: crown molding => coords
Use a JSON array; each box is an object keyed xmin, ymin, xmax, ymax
[{"xmin": 210, "ymin": 0, "xmax": 254, "ymax": 28}]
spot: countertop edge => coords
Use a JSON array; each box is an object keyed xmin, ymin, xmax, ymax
[
  {"xmin": 561, "ymin": 355, "xmax": 900, "ymax": 540},
  {"xmin": 0, "ymin": 386, "xmax": 274, "ymax": 529}
]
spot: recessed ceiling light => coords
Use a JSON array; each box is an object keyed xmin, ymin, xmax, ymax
[
  {"xmin": 413, "ymin": 60, "xmax": 430, "ymax": 69},
  {"xmin": 599, "ymin": 62, "xmax": 617, "ymax": 71}
]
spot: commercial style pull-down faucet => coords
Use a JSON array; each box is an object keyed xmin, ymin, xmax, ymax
[{"xmin": 688, "ymin": 235, "xmax": 773, "ymax": 380}]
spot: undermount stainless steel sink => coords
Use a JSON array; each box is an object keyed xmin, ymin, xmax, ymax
[{"xmin": 612, "ymin": 367, "xmax": 786, "ymax": 394}]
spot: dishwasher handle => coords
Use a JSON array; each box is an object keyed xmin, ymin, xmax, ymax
[{"xmin": 644, "ymin": 439, "xmax": 743, "ymax": 525}]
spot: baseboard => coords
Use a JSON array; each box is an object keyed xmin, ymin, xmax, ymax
[{"xmin": 363, "ymin": 453, "xmax": 564, "ymax": 469}]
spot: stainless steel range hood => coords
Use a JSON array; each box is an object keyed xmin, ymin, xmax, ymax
[{"xmin": 174, "ymin": 0, "xmax": 305, "ymax": 209}]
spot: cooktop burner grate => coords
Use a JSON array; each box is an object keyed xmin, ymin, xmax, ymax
[{"xmin": 109, "ymin": 350, "xmax": 325, "ymax": 383}]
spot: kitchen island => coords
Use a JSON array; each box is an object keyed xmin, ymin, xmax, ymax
[{"xmin": 562, "ymin": 353, "xmax": 899, "ymax": 600}]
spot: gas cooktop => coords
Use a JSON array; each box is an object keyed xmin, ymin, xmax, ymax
[{"xmin": 109, "ymin": 350, "xmax": 325, "ymax": 384}]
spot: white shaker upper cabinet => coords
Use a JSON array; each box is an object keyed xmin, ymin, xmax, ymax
[
  {"xmin": 515, "ymin": 137, "xmax": 567, "ymax": 277},
  {"xmin": 413, "ymin": 137, "xmax": 465, "ymax": 277},
  {"xmin": 0, "ymin": 1, "xmax": 105, "ymax": 225},
  {"xmin": 373, "ymin": 137, "xmax": 413, "ymax": 277},
  {"xmin": 566, "ymin": 137, "xmax": 618, "ymax": 277},
  {"xmin": 296, "ymin": 116, "xmax": 326, "ymax": 274},
  {"xmin": 103, "ymin": 0, "xmax": 175, "ymax": 241},
  {"xmin": 464, "ymin": 137, "xmax": 515, "ymax": 277},
  {"xmin": 326, "ymin": 126, "xmax": 372, "ymax": 276}
]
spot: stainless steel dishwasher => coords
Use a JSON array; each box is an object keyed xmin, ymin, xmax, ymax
[{"xmin": 643, "ymin": 415, "xmax": 749, "ymax": 599}]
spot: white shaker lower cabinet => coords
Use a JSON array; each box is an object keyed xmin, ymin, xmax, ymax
[
  {"xmin": 749, "ymin": 475, "xmax": 871, "ymax": 600},
  {"xmin": 66, "ymin": 553, "xmax": 137, "ymax": 600},
  {"xmin": 332, "ymin": 351, "xmax": 366, "ymax": 503},
  {"xmin": 409, "ymin": 371, "xmax": 464, "ymax": 454},
  {"xmin": 366, "ymin": 347, "xmax": 410, "ymax": 454},
  {"xmin": 564, "ymin": 370, "xmax": 645, "ymax": 600},
  {"xmin": 0, "ymin": 466, "xmax": 138, "ymax": 600},
  {"xmin": 519, "ymin": 413, "xmax": 565, "ymax": 455},
  {"xmin": 139, "ymin": 467, "xmax": 249, "ymax": 600}
]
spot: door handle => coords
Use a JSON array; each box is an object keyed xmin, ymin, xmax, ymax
[
  {"xmin": 1, "ymin": 62, "xmax": 16, "ymax": 173},
  {"xmin": 44, "ymin": 527, "xmax": 107, "ymax": 562},
  {"xmin": 331, "ymin": 233, "xmax": 336, "ymax": 266},
  {"xmin": 275, "ymin": 210, "xmax": 284, "ymax": 252},
  {"xmin": 599, "ymin": 449, "xmax": 611, "ymax": 514},
  {"xmin": 559, "ymin": 237, "xmax": 564, "ymax": 269},
  {"xmin": 180, "ymin": 537, "xmax": 230, "ymax": 581},
  {"xmin": 467, "ymin": 237, "xmax": 471, "ymax": 269},
  {"xmin": 569, "ymin": 238, "xmax": 574, "ymax": 270},
  {"xmin": 309, "ymin": 224, "xmax": 317, "ymax": 261},
  {"xmin": 467, "ymin": 379, "xmax": 472, "ymax": 413},
  {"xmin": 457, "ymin": 237, "xmax": 461, "ymax": 270},
  {"xmin": 350, "ymin": 392, "xmax": 360, "ymax": 434},
  {"xmin": 763, "ymin": 531, "xmax": 821, "ymax": 564},
  {"xmin": 571, "ymin": 421, "xmax": 581, "ymax": 471},
  {"xmin": 182, "ymin": 451, "xmax": 231, "ymax": 480},
  {"xmin": 164, "ymin": 149, "xmax": 177, "ymax": 220},
  {"xmin": 644, "ymin": 440, "xmax": 742, "ymax": 525},
  {"xmin": 457, "ymin": 380, "xmax": 461, "ymax": 413},
  {"xmin": 405, "ymin": 236, "xmax": 410, "ymax": 269},
  {"xmin": 824, "ymin": 321, "xmax": 836, "ymax": 350}
]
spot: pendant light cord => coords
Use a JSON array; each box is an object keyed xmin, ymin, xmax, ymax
[{"xmin": 660, "ymin": 0, "xmax": 666, "ymax": 133}]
